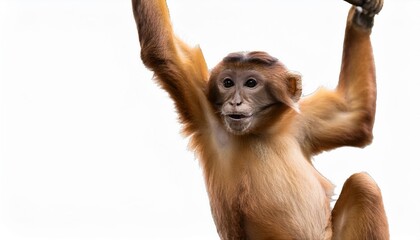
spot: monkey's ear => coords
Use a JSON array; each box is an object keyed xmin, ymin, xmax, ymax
[
  {"xmin": 286, "ymin": 71, "xmax": 302, "ymax": 102},
  {"xmin": 283, "ymin": 71, "xmax": 302, "ymax": 113}
]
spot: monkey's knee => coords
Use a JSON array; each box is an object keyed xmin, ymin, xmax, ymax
[
  {"xmin": 332, "ymin": 172, "xmax": 389, "ymax": 240},
  {"xmin": 342, "ymin": 172, "xmax": 382, "ymax": 199}
]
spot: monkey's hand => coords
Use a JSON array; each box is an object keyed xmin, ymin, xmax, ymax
[{"xmin": 344, "ymin": 0, "xmax": 384, "ymax": 28}]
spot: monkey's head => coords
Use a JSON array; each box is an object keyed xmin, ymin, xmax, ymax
[{"xmin": 208, "ymin": 51, "xmax": 302, "ymax": 135}]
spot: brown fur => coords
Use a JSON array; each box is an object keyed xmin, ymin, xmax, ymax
[{"xmin": 132, "ymin": 0, "xmax": 389, "ymax": 239}]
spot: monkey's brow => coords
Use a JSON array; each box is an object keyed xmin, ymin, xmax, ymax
[{"xmin": 223, "ymin": 51, "xmax": 279, "ymax": 66}]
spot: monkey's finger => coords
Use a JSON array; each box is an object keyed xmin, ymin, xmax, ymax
[
  {"xmin": 344, "ymin": 0, "xmax": 383, "ymax": 16},
  {"xmin": 343, "ymin": 0, "xmax": 364, "ymax": 6}
]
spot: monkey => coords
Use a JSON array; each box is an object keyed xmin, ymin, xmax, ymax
[{"xmin": 132, "ymin": 0, "xmax": 389, "ymax": 239}]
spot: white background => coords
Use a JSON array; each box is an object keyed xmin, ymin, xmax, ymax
[{"xmin": 1, "ymin": 0, "xmax": 419, "ymax": 239}]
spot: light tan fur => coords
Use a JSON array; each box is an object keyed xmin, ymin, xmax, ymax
[{"xmin": 132, "ymin": 0, "xmax": 389, "ymax": 239}]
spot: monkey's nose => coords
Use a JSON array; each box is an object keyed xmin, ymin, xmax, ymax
[
  {"xmin": 229, "ymin": 101, "xmax": 242, "ymax": 106},
  {"xmin": 230, "ymin": 92, "xmax": 243, "ymax": 106}
]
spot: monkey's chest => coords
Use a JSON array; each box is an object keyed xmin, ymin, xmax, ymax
[{"xmin": 207, "ymin": 149, "xmax": 333, "ymax": 240}]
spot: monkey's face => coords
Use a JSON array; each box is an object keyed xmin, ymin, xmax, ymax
[
  {"xmin": 208, "ymin": 69, "xmax": 280, "ymax": 135},
  {"xmin": 208, "ymin": 52, "xmax": 302, "ymax": 135}
]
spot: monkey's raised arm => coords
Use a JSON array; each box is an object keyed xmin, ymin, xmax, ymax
[
  {"xmin": 299, "ymin": 1, "xmax": 382, "ymax": 155},
  {"xmin": 132, "ymin": 0, "xmax": 212, "ymax": 134}
]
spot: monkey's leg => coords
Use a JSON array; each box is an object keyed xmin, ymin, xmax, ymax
[{"xmin": 331, "ymin": 173, "xmax": 389, "ymax": 240}]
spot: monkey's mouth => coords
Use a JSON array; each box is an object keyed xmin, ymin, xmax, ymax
[
  {"xmin": 228, "ymin": 114, "xmax": 250, "ymax": 120},
  {"xmin": 222, "ymin": 113, "xmax": 253, "ymax": 135}
]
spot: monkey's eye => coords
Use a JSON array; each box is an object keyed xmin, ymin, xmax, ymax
[
  {"xmin": 223, "ymin": 78, "xmax": 235, "ymax": 88},
  {"xmin": 245, "ymin": 78, "xmax": 257, "ymax": 88}
]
